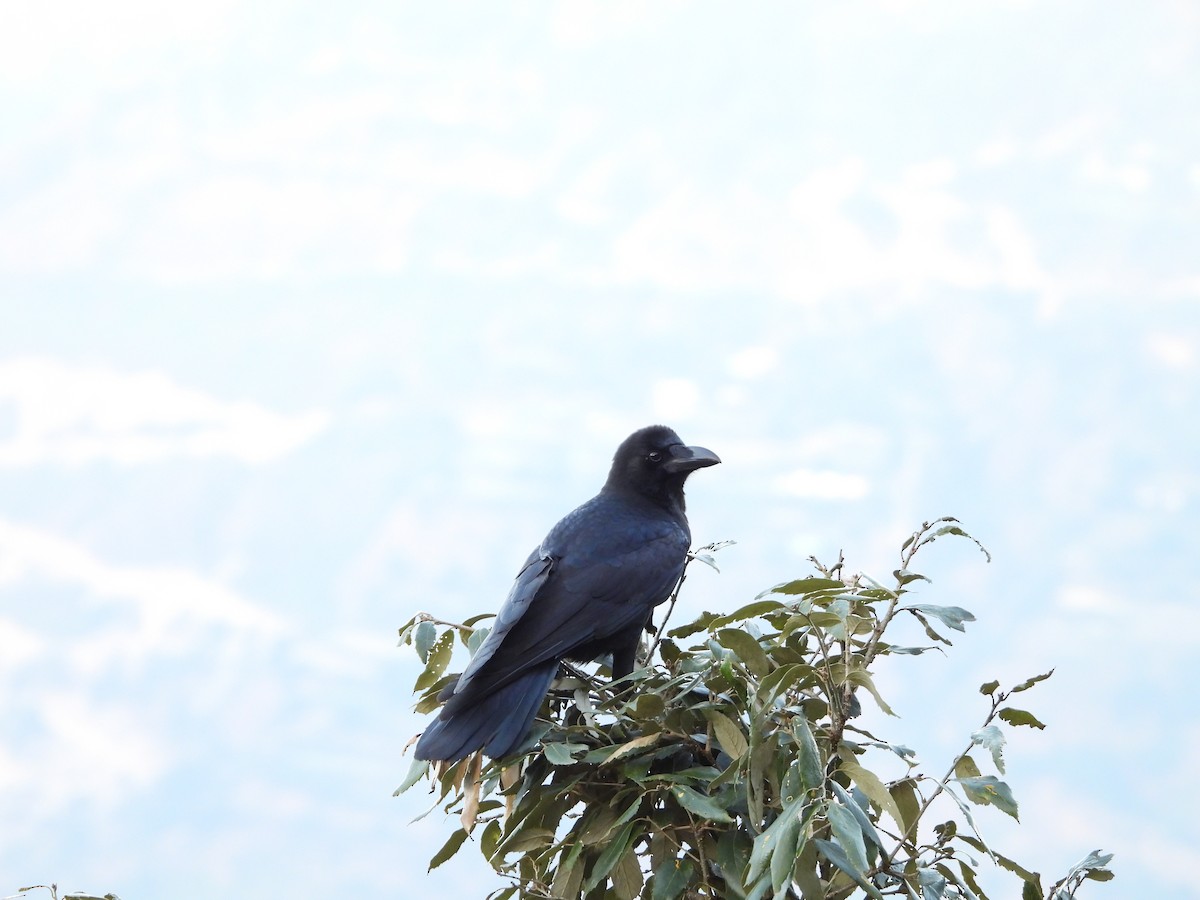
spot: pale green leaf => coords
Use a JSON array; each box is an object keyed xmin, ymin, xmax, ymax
[
  {"xmin": 670, "ymin": 785, "xmax": 732, "ymax": 823},
  {"xmin": 543, "ymin": 741, "xmax": 588, "ymax": 766},
  {"xmin": 956, "ymin": 775, "xmax": 1020, "ymax": 820},
  {"xmin": 827, "ymin": 801, "xmax": 869, "ymax": 874},
  {"xmin": 971, "ymin": 724, "xmax": 1006, "ymax": 774},
  {"xmin": 905, "ymin": 603, "xmax": 976, "ymax": 632},
  {"xmin": 705, "ymin": 709, "xmax": 749, "ymax": 760},
  {"xmin": 709, "ymin": 599, "xmax": 787, "ymax": 628},
  {"xmin": 716, "ymin": 628, "xmax": 771, "ymax": 677},
  {"xmin": 393, "ymin": 757, "xmax": 429, "ymax": 795},
  {"xmin": 840, "ymin": 754, "xmax": 904, "ymax": 832},
  {"xmin": 414, "ymin": 621, "xmax": 437, "ymax": 662},
  {"xmin": 814, "ymin": 839, "xmax": 884, "ymax": 899}
]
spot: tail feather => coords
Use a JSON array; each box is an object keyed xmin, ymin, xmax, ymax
[{"xmin": 414, "ymin": 661, "xmax": 559, "ymax": 762}]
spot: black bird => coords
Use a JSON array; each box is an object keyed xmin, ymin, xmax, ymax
[{"xmin": 414, "ymin": 425, "xmax": 720, "ymax": 762}]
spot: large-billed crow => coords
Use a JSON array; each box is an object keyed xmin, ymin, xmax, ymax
[{"xmin": 414, "ymin": 425, "xmax": 720, "ymax": 762}]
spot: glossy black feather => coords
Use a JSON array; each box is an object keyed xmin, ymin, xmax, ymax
[{"xmin": 414, "ymin": 425, "xmax": 719, "ymax": 762}]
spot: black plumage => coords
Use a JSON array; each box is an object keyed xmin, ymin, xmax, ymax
[{"xmin": 414, "ymin": 425, "xmax": 720, "ymax": 762}]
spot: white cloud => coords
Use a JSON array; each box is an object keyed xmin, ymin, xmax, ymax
[
  {"xmin": 1144, "ymin": 332, "xmax": 1195, "ymax": 369},
  {"xmin": 0, "ymin": 518, "xmax": 286, "ymax": 817},
  {"xmin": 0, "ymin": 356, "xmax": 329, "ymax": 466},
  {"xmin": 1080, "ymin": 151, "xmax": 1151, "ymax": 192},
  {"xmin": 0, "ymin": 0, "xmax": 237, "ymax": 86},
  {"xmin": 550, "ymin": 0, "xmax": 689, "ymax": 47},
  {"xmin": 774, "ymin": 468, "xmax": 870, "ymax": 501},
  {"xmin": 0, "ymin": 518, "xmax": 286, "ymax": 667},
  {"xmin": 0, "ymin": 618, "xmax": 44, "ymax": 671},
  {"xmin": 727, "ymin": 346, "xmax": 779, "ymax": 380},
  {"xmin": 1056, "ymin": 584, "xmax": 1124, "ymax": 615},
  {"xmin": 651, "ymin": 378, "xmax": 701, "ymax": 421},
  {"xmin": 601, "ymin": 156, "xmax": 1063, "ymax": 306}
]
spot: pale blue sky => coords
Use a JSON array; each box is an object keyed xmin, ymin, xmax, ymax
[{"xmin": 1, "ymin": 2, "xmax": 1197, "ymax": 898}]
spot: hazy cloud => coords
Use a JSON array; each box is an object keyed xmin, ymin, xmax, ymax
[{"xmin": 0, "ymin": 357, "xmax": 329, "ymax": 466}]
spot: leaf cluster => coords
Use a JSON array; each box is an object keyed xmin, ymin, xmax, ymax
[{"xmin": 398, "ymin": 520, "xmax": 1113, "ymax": 899}]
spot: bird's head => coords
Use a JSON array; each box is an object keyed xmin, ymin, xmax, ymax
[{"xmin": 604, "ymin": 425, "xmax": 720, "ymax": 513}]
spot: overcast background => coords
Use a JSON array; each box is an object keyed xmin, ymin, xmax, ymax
[{"xmin": 2, "ymin": 2, "xmax": 1198, "ymax": 898}]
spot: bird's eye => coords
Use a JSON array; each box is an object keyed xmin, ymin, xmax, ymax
[{"xmin": 647, "ymin": 450, "xmax": 663, "ymax": 463}]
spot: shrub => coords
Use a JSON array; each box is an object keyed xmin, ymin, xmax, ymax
[{"xmin": 397, "ymin": 518, "xmax": 1113, "ymax": 900}]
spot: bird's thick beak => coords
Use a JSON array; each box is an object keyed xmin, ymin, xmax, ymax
[{"xmin": 664, "ymin": 444, "xmax": 721, "ymax": 474}]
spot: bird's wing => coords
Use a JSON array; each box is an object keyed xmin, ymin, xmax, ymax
[{"xmin": 451, "ymin": 528, "xmax": 687, "ymax": 700}]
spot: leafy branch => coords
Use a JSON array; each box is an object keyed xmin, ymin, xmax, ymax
[{"xmin": 398, "ymin": 519, "xmax": 1112, "ymax": 900}]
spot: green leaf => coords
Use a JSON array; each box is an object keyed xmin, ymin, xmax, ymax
[
  {"xmin": 840, "ymin": 754, "xmax": 904, "ymax": 832},
  {"xmin": 716, "ymin": 831, "xmax": 753, "ymax": 900},
  {"xmin": 543, "ymin": 741, "xmax": 588, "ymax": 765},
  {"xmin": 427, "ymin": 828, "xmax": 470, "ymax": 871},
  {"xmin": 670, "ymin": 784, "xmax": 733, "ymax": 822},
  {"xmin": 792, "ymin": 838, "xmax": 822, "ymax": 900},
  {"xmin": 759, "ymin": 576, "xmax": 846, "ymax": 598},
  {"xmin": 1011, "ymin": 669, "xmax": 1054, "ymax": 692},
  {"xmin": 550, "ymin": 840, "xmax": 587, "ymax": 899},
  {"xmin": 979, "ymin": 679, "xmax": 1000, "ymax": 695},
  {"xmin": 959, "ymin": 834, "xmax": 1042, "ymax": 888},
  {"xmin": 917, "ymin": 867, "xmax": 947, "ymax": 899},
  {"xmin": 957, "ymin": 859, "xmax": 987, "ymax": 900},
  {"xmin": 998, "ymin": 707, "xmax": 1046, "ymax": 730},
  {"xmin": 813, "ymin": 838, "xmax": 884, "ymax": 899},
  {"xmin": 413, "ymin": 621, "xmax": 437, "ymax": 662},
  {"xmin": 667, "ymin": 610, "xmax": 720, "ymax": 639},
  {"xmin": 583, "ymin": 820, "xmax": 637, "ymax": 892},
  {"xmin": 600, "ymin": 733, "xmax": 661, "ymax": 765},
  {"xmin": 611, "ymin": 843, "xmax": 644, "ymax": 900},
  {"xmin": 1065, "ymin": 849, "xmax": 1115, "ymax": 882},
  {"xmin": 911, "ymin": 611, "xmax": 953, "ymax": 645},
  {"xmin": 971, "ymin": 725, "xmax": 1006, "ymax": 774},
  {"xmin": 705, "ymin": 709, "xmax": 749, "ymax": 759},
  {"xmin": 710, "ymin": 599, "xmax": 787, "ymax": 628},
  {"xmin": 846, "ymin": 668, "xmax": 896, "ymax": 717},
  {"xmin": 716, "ymin": 628, "xmax": 771, "ymax": 678},
  {"xmin": 630, "ymin": 692, "xmax": 666, "ymax": 722},
  {"xmin": 771, "ymin": 808, "xmax": 804, "ymax": 898},
  {"xmin": 894, "ymin": 568, "xmax": 930, "ymax": 586},
  {"xmin": 831, "ymin": 781, "xmax": 883, "ymax": 850},
  {"xmin": 884, "ymin": 644, "xmax": 937, "ymax": 655},
  {"xmin": 578, "ymin": 803, "xmax": 619, "ymax": 845},
  {"xmin": 757, "ymin": 663, "xmax": 816, "ymax": 706},
  {"xmin": 905, "ymin": 603, "xmax": 976, "ymax": 632},
  {"xmin": 414, "ymin": 629, "xmax": 455, "ymax": 690},
  {"xmin": 890, "ymin": 778, "xmax": 920, "ymax": 838},
  {"xmin": 479, "ymin": 819, "xmax": 503, "ymax": 862},
  {"xmin": 924, "ymin": 522, "xmax": 992, "ymax": 562},
  {"xmin": 956, "ymin": 775, "xmax": 1020, "ymax": 820},
  {"xmin": 466, "ymin": 625, "xmax": 489, "ymax": 655},
  {"xmin": 792, "ymin": 715, "xmax": 824, "ymax": 791},
  {"xmin": 748, "ymin": 797, "xmax": 811, "ymax": 885},
  {"xmin": 827, "ymin": 801, "xmax": 869, "ymax": 874},
  {"xmin": 651, "ymin": 857, "xmax": 695, "ymax": 900},
  {"xmin": 954, "ymin": 753, "xmax": 981, "ymax": 783}
]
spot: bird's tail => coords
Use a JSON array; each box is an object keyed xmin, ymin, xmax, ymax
[{"xmin": 413, "ymin": 660, "xmax": 559, "ymax": 762}]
